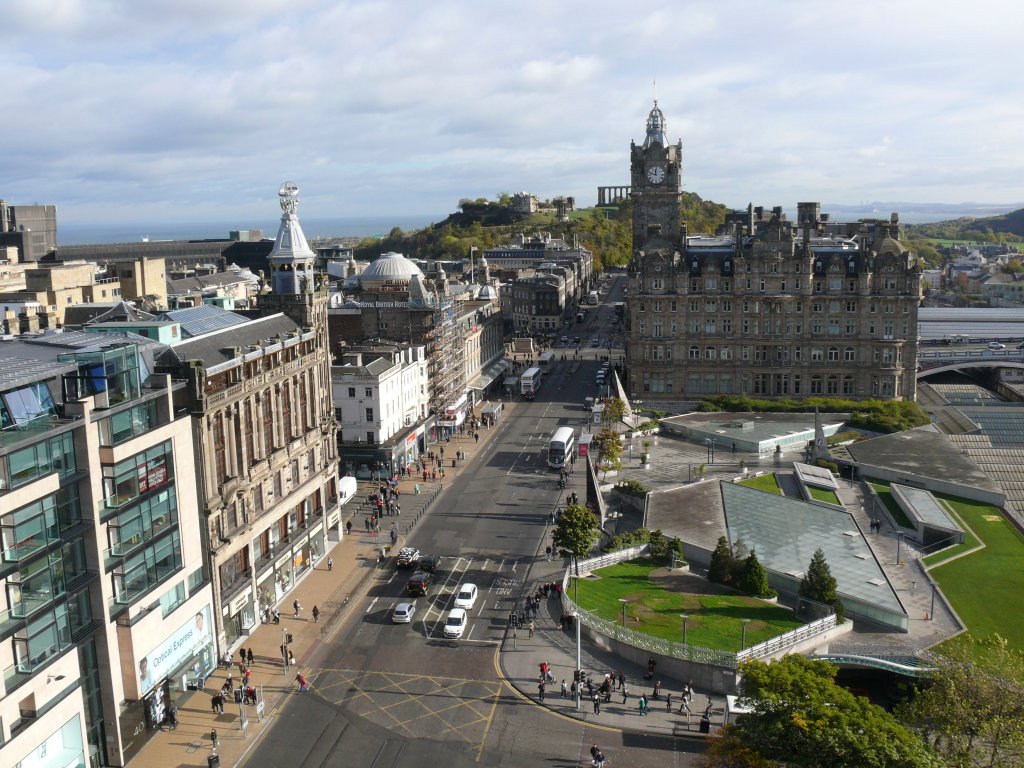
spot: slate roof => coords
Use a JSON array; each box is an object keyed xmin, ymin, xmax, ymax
[
  {"xmin": 158, "ymin": 305, "xmax": 248, "ymax": 337},
  {"xmin": 156, "ymin": 313, "xmax": 300, "ymax": 368}
]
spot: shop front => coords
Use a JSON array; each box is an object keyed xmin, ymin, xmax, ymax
[
  {"xmin": 252, "ymin": 522, "xmax": 326, "ymax": 624},
  {"xmin": 120, "ymin": 604, "xmax": 215, "ymax": 759},
  {"xmin": 434, "ymin": 394, "xmax": 468, "ymax": 440}
]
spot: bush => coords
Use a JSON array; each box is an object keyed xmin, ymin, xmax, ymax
[
  {"xmin": 698, "ymin": 395, "xmax": 930, "ymax": 434},
  {"xmin": 813, "ymin": 458, "xmax": 839, "ymax": 474},
  {"xmin": 615, "ymin": 479, "xmax": 648, "ymax": 497},
  {"xmin": 605, "ymin": 528, "xmax": 685, "ymax": 566}
]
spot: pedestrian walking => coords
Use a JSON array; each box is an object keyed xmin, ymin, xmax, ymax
[
  {"xmin": 571, "ymin": 680, "xmax": 578, "ymax": 700},
  {"xmin": 622, "ymin": 683, "xmax": 629, "ymax": 704},
  {"xmin": 592, "ymin": 694, "xmax": 601, "ymax": 714},
  {"xmin": 538, "ymin": 681, "xmax": 546, "ymax": 701},
  {"xmin": 639, "ymin": 694, "xmax": 649, "ymax": 715},
  {"xmin": 211, "ymin": 729, "xmax": 219, "ymax": 749},
  {"xmin": 246, "ymin": 647, "xmax": 254, "ymax": 666},
  {"xmin": 167, "ymin": 704, "xmax": 178, "ymax": 730},
  {"xmin": 288, "ymin": 650, "xmax": 296, "ymax": 667},
  {"xmin": 312, "ymin": 605, "xmax": 320, "ymax": 624},
  {"xmin": 653, "ymin": 680, "xmax": 661, "ymax": 700},
  {"xmin": 617, "ymin": 671, "xmax": 624, "ymax": 690},
  {"xmin": 364, "ymin": 517, "xmax": 370, "ymax": 532},
  {"xmin": 561, "ymin": 679, "xmax": 568, "ymax": 698},
  {"xmin": 594, "ymin": 750, "xmax": 605, "ymax": 768},
  {"xmin": 528, "ymin": 621, "xmax": 535, "ymax": 638},
  {"xmin": 293, "ymin": 599, "xmax": 301, "ymax": 618},
  {"xmin": 296, "ymin": 673, "xmax": 308, "ymax": 692},
  {"xmin": 666, "ymin": 692, "xmax": 673, "ymax": 711}
]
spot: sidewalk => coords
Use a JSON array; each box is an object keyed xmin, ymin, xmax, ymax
[
  {"xmin": 497, "ymin": 555, "xmax": 725, "ymax": 742},
  {"xmin": 132, "ymin": 396, "xmax": 519, "ymax": 767}
]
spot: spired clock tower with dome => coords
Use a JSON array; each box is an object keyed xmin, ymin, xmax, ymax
[{"xmin": 629, "ymin": 101, "xmax": 684, "ymax": 252}]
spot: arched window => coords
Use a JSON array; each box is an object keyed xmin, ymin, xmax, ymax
[
  {"xmin": 828, "ymin": 347, "xmax": 840, "ymax": 362},
  {"xmin": 689, "ymin": 345, "xmax": 700, "ymax": 360},
  {"xmin": 844, "ymin": 346, "xmax": 856, "ymax": 362},
  {"xmin": 705, "ymin": 346, "xmax": 717, "ymax": 360}
]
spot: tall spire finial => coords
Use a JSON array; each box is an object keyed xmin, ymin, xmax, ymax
[{"xmin": 653, "ymin": 78, "xmax": 657, "ymax": 104}]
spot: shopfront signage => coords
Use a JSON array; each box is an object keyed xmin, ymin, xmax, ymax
[
  {"xmin": 138, "ymin": 604, "xmax": 212, "ymax": 696},
  {"xmin": 229, "ymin": 589, "xmax": 251, "ymax": 616}
]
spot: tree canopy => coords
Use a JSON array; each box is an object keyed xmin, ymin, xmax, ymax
[
  {"xmin": 703, "ymin": 656, "xmax": 943, "ymax": 768},
  {"xmin": 552, "ymin": 502, "xmax": 599, "ymax": 565},
  {"xmin": 799, "ymin": 547, "xmax": 844, "ymax": 622},
  {"xmin": 896, "ymin": 634, "xmax": 1024, "ymax": 768}
]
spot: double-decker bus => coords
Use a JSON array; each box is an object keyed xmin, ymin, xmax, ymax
[
  {"xmin": 520, "ymin": 366, "xmax": 542, "ymax": 399},
  {"xmin": 547, "ymin": 426, "xmax": 575, "ymax": 469}
]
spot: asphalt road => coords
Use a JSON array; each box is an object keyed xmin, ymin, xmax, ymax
[{"xmin": 243, "ymin": 279, "xmax": 705, "ymax": 767}]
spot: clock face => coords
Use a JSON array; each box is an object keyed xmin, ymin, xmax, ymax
[{"xmin": 647, "ymin": 165, "xmax": 665, "ymax": 184}]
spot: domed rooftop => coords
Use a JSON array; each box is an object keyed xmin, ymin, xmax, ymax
[{"xmin": 360, "ymin": 252, "xmax": 424, "ymax": 283}]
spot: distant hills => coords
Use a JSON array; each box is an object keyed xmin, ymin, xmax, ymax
[{"xmin": 905, "ymin": 206, "xmax": 1024, "ymax": 242}]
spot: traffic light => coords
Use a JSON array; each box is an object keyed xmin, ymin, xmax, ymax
[{"xmin": 286, "ymin": 632, "xmax": 294, "ymax": 644}]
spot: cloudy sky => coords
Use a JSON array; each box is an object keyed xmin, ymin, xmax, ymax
[{"xmin": 3, "ymin": 0, "xmax": 1022, "ymax": 226}]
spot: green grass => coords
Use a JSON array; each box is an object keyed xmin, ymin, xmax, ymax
[
  {"xmin": 927, "ymin": 497, "xmax": 1024, "ymax": 653},
  {"xmin": 572, "ymin": 559, "xmax": 803, "ymax": 652},
  {"xmin": 737, "ymin": 474, "xmax": 782, "ymax": 495},
  {"xmin": 921, "ymin": 500, "xmax": 980, "ymax": 566},
  {"xmin": 867, "ymin": 480, "xmax": 916, "ymax": 529},
  {"xmin": 808, "ymin": 486, "xmax": 841, "ymax": 505}
]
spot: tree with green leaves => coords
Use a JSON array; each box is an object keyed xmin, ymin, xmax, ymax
[
  {"xmin": 708, "ymin": 536, "xmax": 734, "ymax": 586},
  {"xmin": 737, "ymin": 549, "xmax": 776, "ymax": 599},
  {"xmin": 799, "ymin": 547, "xmax": 844, "ymax": 622},
  {"xmin": 896, "ymin": 634, "xmax": 1024, "ymax": 768},
  {"xmin": 552, "ymin": 503, "xmax": 600, "ymax": 576},
  {"xmin": 703, "ymin": 656, "xmax": 943, "ymax": 768},
  {"xmin": 602, "ymin": 396, "xmax": 626, "ymax": 425}
]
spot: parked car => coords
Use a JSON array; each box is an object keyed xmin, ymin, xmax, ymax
[
  {"xmin": 591, "ymin": 338, "xmax": 600, "ymax": 347},
  {"xmin": 443, "ymin": 608, "xmax": 468, "ymax": 638},
  {"xmin": 405, "ymin": 570, "xmax": 433, "ymax": 597},
  {"xmin": 392, "ymin": 602, "xmax": 416, "ymax": 624},
  {"xmin": 453, "ymin": 583, "xmax": 478, "ymax": 610},
  {"xmin": 395, "ymin": 547, "xmax": 420, "ymax": 568}
]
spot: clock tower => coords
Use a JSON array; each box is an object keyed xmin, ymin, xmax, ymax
[{"xmin": 630, "ymin": 101, "xmax": 683, "ymax": 251}]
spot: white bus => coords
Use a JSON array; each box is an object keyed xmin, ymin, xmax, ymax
[
  {"xmin": 538, "ymin": 351, "xmax": 555, "ymax": 366},
  {"xmin": 547, "ymin": 426, "xmax": 575, "ymax": 470},
  {"xmin": 520, "ymin": 366, "xmax": 542, "ymax": 399},
  {"xmin": 588, "ymin": 290, "xmax": 599, "ymax": 305}
]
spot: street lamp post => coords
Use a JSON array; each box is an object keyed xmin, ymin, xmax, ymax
[
  {"xmin": 680, "ymin": 613, "xmax": 690, "ymax": 655},
  {"xmin": 896, "ymin": 531, "xmax": 904, "ymax": 565},
  {"xmin": 619, "ymin": 598, "xmax": 628, "ymax": 628},
  {"xmin": 740, "ymin": 618, "xmax": 752, "ymax": 651},
  {"xmin": 929, "ymin": 580, "xmax": 937, "ymax": 621}
]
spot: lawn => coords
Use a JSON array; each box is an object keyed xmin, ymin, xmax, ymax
[
  {"xmin": 808, "ymin": 486, "xmax": 841, "ymax": 505},
  {"xmin": 927, "ymin": 496, "xmax": 1024, "ymax": 653},
  {"xmin": 921, "ymin": 500, "xmax": 980, "ymax": 566},
  {"xmin": 737, "ymin": 473, "xmax": 782, "ymax": 495},
  {"xmin": 572, "ymin": 559, "xmax": 803, "ymax": 652},
  {"xmin": 867, "ymin": 480, "xmax": 915, "ymax": 529}
]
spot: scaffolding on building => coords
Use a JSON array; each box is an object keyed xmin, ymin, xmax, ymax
[{"xmin": 427, "ymin": 295, "xmax": 467, "ymax": 416}]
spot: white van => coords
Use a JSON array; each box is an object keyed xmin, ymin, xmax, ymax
[
  {"xmin": 584, "ymin": 396, "xmax": 594, "ymax": 411},
  {"xmin": 453, "ymin": 583, "xmax": 478, "ymax": 610},
  {"xmin": 443, "ymin": 608, "xmax": 467, "ymax": 638}
]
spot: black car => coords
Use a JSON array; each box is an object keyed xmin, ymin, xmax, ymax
[
  {"xmin": 405, "ymin": 570, "xmax": 433, "ymax": 597},
  {"xmin": 418, "ymin": 554, "xmax": 442, "ymax": 573}
]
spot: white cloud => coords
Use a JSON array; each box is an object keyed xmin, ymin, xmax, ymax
[{"xmin": 1, "ymin": 0, "xmax": 1023, "ymax": 228}]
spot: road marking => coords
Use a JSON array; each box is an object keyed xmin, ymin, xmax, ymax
[{"xmin": 365, "ymin": 597, "xmax": 379, "ymax": 614}]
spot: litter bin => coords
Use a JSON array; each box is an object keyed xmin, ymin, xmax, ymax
[
  {"xmin": 233, "ymin": 687, "xmax": 242, "ymax": 704},
  {"xmin": 699, "ymin": 716, "xmax": 711, "ymax": 734},
  {"xmin": 208, "ymin": 754, "xmax": 220, "ymax": 768}
]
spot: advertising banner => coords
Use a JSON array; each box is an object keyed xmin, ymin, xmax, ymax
[{"xmin": 137, "ymin": 604, "xmax": 212, "ymax": 695}]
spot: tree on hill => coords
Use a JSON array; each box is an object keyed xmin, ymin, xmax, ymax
[
  {"xmin": 703, "ymin": 656, "xmax": 943, "ymax": 768},
  {"xmin": 737, "ymin": 549, "xmax": 776, "ymax": 600},
  {"xmin": 799, "ymin": 548, "xmax": 844, "ymax": 622}
]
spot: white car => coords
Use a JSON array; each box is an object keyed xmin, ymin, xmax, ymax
[
  {"xmin": 443, "ymin": 608, "xmax": 467, "ymax": 638},
  {"xmin": 392, "ymin": 602, "xmax": 416, "ymax": 624},
  {"xmin": 453, "ymin": 583, "xmax": 478, "ymax": 610},
  {"xmin": 989, "ymin": 342, "xmax": 1006, "ymax": 350}
]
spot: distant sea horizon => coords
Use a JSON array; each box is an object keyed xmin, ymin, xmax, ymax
[
  {"xmin": 56, "ymin": 215, "xmax": 442, "ymax": 246},
  {"xmin": 55, "ymin": 203, "xmax": 1024, "ymax": 246}
]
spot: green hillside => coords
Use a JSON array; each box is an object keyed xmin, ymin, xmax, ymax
[
  {"xmin": 350, "ymin": 192, "xmax": 729, "ymax": 270},
  {"xmin": 906, "ymin": 207, "xmax": 1024, "ymax": 243}
]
